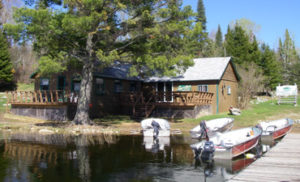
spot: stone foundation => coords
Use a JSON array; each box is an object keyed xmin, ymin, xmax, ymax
[
  {"xmin": 151, "ymin": 105, "xmax": 212, "ymax": 119},
  {"xmin": 11, "ymin": 105, "xmax": 69, "ymax": 121}
]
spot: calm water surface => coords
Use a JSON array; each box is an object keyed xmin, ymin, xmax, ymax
[{"xmin": 0, "ymin": 133, "xmax": 272, "ymax": 182}]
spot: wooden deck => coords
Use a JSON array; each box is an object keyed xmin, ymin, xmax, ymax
[
  {"xmin": 119, "ymin": 91, "xmax": 214, "ymax": 117},
  {"xmin": 229, "ymin": 133, "xmax": 300, "ymax": 182}
]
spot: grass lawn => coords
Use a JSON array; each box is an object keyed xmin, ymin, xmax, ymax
[
  {"xmin": 0, "ymin": 93, "xmax": 8, "ymax": 112},
  {"xmin": 17, "ymin": 83, "xmax": 34, "ymax": 91},
  {"xmin": 183, "ymin": 97, "xmax": 300, "ymax": 128}
]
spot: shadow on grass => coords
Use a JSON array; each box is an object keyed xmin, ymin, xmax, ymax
[{"xmin": 93, "ymin": 115, "xmax": 137, "ymax": 126}]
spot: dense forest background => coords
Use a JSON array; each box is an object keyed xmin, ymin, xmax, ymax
[{"xmin": 1, "ymin": 0, "xmax": 299, "ymax": 92}]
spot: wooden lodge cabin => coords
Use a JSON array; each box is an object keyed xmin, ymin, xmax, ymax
[{"xmin": 6, "ymin": 57, "xmax": 240, "ymax": 121}]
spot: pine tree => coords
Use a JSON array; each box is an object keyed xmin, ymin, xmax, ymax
[
  {"xmin": 197, "ymin": 0, "xmax": 206, "ymax": 31},
  {"xmin": 194, "ymin": 0, "xmax": 210, "ymax": 57},
  {"xmin": 278, "ymin": 29, "xmax": 300, "ymax": 83},
  {"xmin": 215, "ymin": 24, "xmax": 223, "ymax": 48},
  {"xmin": 249, "ymin": 36, "xmax": 261, "ymax": 63},
  {"xmin": 0, "ymin": 30, "xmax": 14, "ymax": 89},
  {"xmin": 6, "ymin": 0, "xmax": 195, "ymax": 124},
  {"xmin": 213, "ymin": 24, "xmax": 224, "ymax": 56},
  {"xmin": 259, "ymin": 44, "xmax": 282, "ymax": 90},
  {"xmin": 225, "ymin": 24, "xmax": 251, "ymax": 65}
]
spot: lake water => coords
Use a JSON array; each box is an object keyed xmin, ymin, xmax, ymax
[{"xmin": 0, "ymin": 133, "xmax": 272, "ymax": 182}]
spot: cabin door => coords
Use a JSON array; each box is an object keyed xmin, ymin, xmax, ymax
[{"xmin": 156, "ymin": 82, "xmax": 173, "ymax": 102}]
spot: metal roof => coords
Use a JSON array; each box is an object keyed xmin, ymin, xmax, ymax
[
  {"xmin": 144, "ymin": 57, "xmax": 233, "ymax": 82},
  {"xmin": 94, "ymin": 63, "xmax": 140, "ymax": 81}
]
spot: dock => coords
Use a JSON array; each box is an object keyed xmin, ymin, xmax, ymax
[{"xmin": 229, "ymin": 133, "xmax": 300, "ymax": 182}]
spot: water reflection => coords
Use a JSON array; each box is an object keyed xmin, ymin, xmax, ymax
[
  {"xmin": 143, "ymin": 136, "xmax": 170, "ymax": 153},
  {"xmin": 0, "ymin": 132, "xmax": 278, "ymax": 182}
]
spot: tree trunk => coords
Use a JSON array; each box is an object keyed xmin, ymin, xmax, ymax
[{"xmin": 73, "ymin": 33, "xmax": 94, "ymax": 125}]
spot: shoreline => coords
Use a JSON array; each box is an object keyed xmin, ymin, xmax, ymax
[{"xmin": 1, "ymin": 113, "xmax": 300, "ymax": 138}]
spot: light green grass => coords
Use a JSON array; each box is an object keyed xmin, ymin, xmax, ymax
[
  {"xmin": 0, "ymin": 93, "xmax": 8, "ymax": 112},
  {"xmin": 183, "ymin": 98, "xmax": 300, "ymax": 128},
  {"xmin": 17, "ymin": 83, "xmax": 34, "ymax": 91}
]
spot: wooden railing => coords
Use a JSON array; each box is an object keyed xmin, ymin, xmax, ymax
[
  {"xmin": 120, "ymin": 91, "xmax": 214, "ymax": 106},
  {"xmin": 156, "ymin": 91, "xmax": 214, "ymax": 105},
  {"xmin": 6, "ymin": 90, "xmax": 79, "ymax": 105}
]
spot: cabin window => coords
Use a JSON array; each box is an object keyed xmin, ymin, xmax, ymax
[
  {"xmin": 197, "ymin": 85, "xmax": 208, "ymax": 92},
  {"xmin": 40, "ymin": 78, "xmax": 49, "ymax": 90},
  {"xmin": 95, "ymin": 78, "xmax": 105, "ymax": 95},
  {"xmin": 227, "ymin": 86, "xmax": 231, "ymax": 95},
  {"xmin": 130, "ymin": 82, "xmax": 137, "ymax": 92},
  {"xmin": 72, "ymin": 81, "xmax": 81, "ymax": 92},
  {"xmin": 114, "ymin": 80, "xmax": 123, "ymax": 93}
]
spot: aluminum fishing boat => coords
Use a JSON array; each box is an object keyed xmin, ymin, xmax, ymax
[
  {"xmin": 191, "ymin": 126, "xmax": 262, "ymax": 159},
  {"xmin": 259, "ymin": 118, "xmax": 293, "ymax": 140}
]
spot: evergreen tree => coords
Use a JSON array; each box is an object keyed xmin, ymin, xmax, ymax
[
  {"xmin": 225, "ymin": 24, "xmax": 251, "ymax": 65},
  {"xmin": 196, "ymin": 0, "xmax": 206, "ymax": 31},
  {"xmin": 278, "ymin": 29, "xmax": 300, "ymax": 83},
  {"xmin": 0, "ymin": 30, "xmax": 14, "ymax": 89},
  {"xmin": 6, "ymin": 0, "xmax": 195, "ymax": 124},
  {"xmin": 249, "ymin": 36, "xmax": 261, "ymax": 63},
  {"xmin": 214, "ymin": 24, "xmax": 223, "ymax": 56},
  {"xmin": 193, "ymin": 0, "xmax": 211, "ymax": 57},
  {"xmin": 259, "ymin": 44, "xmax": 282, "ymax": 90},
  {"xmin": 215, "ymin": 24, "xmax": 223, "ymax": 48}
]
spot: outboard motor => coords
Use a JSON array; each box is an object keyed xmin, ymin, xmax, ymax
[
  {"xmin": 200, "ymin": 141, "xmax": 215, "ymax": 162},
  {"xmin": 151, "ymin": 120, "xmax": 160, "ymax": 139},
  {"xmin": 199, "ymin": 120, "xmax": 209, "ymax": 141},
  {"xmin": 151, "ymin": 138, "xmax": 160, "ymax": 153}
]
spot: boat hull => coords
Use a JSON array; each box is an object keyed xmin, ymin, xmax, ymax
[
  {"xmin": 199, "ymin": 128, "xmax": 262, "ymax": 159},
  {"xmin": 261, "ymin": 118, "xmax": 293, "ymax": 140},
  {"xmin": 232, "ymin": 135, "xmax": 260, "ymax": 158},
  {"xmin": 272, "ymin": 125, "xmax": 292, "ymax": 140},
  {"xmin": 213, "ymin": 135, "xmax": 260, "ymax": 159}
]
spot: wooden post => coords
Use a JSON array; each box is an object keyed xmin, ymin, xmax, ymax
[
  {"xmin": 39, "ymin": 91, "xmax": 43, "ymax": 103},
  {"xmin": 34, "ymin": 91, "xmax": 38, "ymax": 103},
  {"xmin": 12, "ymin": 91, "xmax": 15, "ymax": 103},
  {"xmin": 44, "ymin": 90, "xmax": 48, "ymax": 103},
  {"xmin": 55, "ymin": 91, "xmax": 59, "ymax": 103},
  {"xmin": 20, "ymin": 91, "xmax": 23, "ymax": 103},
  {"xmin": 30, "ymin": 91, "xmax": 33, "ymax": 103},
  {"xmin": 5, "ymin": 91, "xmax": 9, "ymax": 113},
  {"xmin": 50, "ymin": 91, "xmax": 54, "ymax": 103}
]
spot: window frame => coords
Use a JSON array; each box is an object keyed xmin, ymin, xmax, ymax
[
  {"xmin": 40, "ymin": 78, "xmax": 50, "ymax": 90},
  {"xmin": 95, "ymin": 77, "xmax": 105, "ymax": 95},
  {"xmin": 197, "ymin": 84, "xmax": 208, "ymax": 92},
  {"xmin": 114, "ymin": 80, "xmax": 123, "ymax": 93}
]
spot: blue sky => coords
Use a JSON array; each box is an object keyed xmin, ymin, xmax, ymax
[{"xmin": 182, "ymin": 0, "xmax": 300, "ymax": 50}]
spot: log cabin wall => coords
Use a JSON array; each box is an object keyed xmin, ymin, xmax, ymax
[
  {"xmin": 33, "ymin": 70, "xmax": 81, "ymax": 91},
  {"xmin": 218, "ymin": 62, "xmax": 238, "ymax": 113},
  {"xmin": 90, "ymin": 78, "xmax": 142, "ymax": 118}
]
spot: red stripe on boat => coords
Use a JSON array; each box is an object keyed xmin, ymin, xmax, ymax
[
  {"xmin": 273, "ymin": 125, "xmax": 292, "ymax": 139},
  {"xmin": 232, "ymin": 136, "xmax": 260, "ymax": 157}
]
